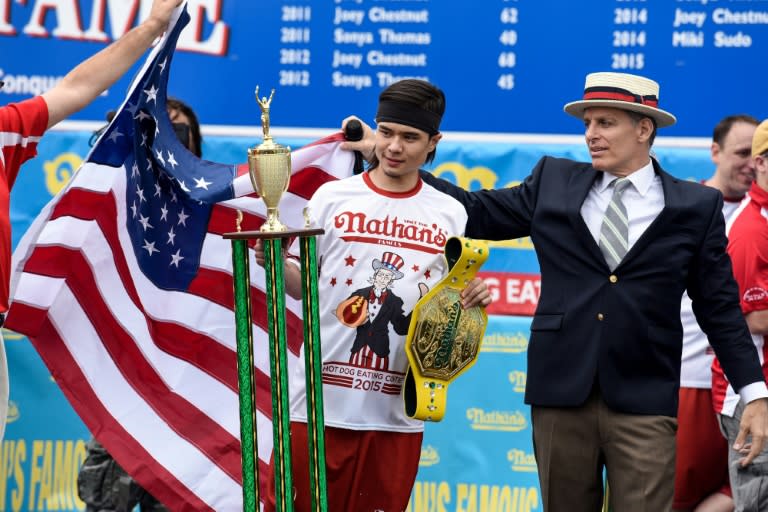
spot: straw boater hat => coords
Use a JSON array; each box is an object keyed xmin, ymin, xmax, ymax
[{"xmin": 564, "ymin": 72, "xmax": 676, "ymax": 128}]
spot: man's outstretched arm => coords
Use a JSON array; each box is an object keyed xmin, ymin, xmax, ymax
[{"xmin": 41, "ymin": 0, "xmax": 182, "ymax": 129}]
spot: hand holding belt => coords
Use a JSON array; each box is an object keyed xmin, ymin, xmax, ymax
[{"xmin": 403, "ymin": 237, "xmax": 489, "ymax": 422}]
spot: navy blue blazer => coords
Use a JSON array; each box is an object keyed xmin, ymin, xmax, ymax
[{"xmin": 422, "ymin": 156, "xmax": 764, "ymax": 416}]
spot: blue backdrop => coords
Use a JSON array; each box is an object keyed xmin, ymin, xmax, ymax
[
  {"xmin": 0, "ymin": 0, "xmax": 756, "ymax": 508},
  {"xmin": 1, "ymin": 1, "xmax": 767, "ymax": 135},
  {"xmin": 1, "ymin": 129, "xmax": 715, "ymax": 511}
]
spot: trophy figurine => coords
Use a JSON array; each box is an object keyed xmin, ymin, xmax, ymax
[{"xmin": 248, "ymin": 87, "xmax": 291, "ymax": 232}]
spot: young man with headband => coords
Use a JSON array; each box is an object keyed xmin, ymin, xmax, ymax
[{"xmin": 258, "ymin": 79, "xmax": 491, "ymax": 511}]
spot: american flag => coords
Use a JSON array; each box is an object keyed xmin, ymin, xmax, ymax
[{"xmin": 6, "ymin": 6, "xmax": 353, "ymax": 511}]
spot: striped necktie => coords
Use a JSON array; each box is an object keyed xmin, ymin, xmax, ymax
[{"xmin": 599, "ymin": 178, "xmax": 631, "ymax": 271}]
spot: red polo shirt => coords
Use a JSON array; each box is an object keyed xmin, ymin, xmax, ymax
[{"xmin": 0, "ymin": 96, "xmax": 48, "ymax": 312}]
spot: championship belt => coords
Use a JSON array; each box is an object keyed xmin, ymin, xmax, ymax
[{"xmin": 403, "ymin": 237, "xmax": 489, "ymax": 422}]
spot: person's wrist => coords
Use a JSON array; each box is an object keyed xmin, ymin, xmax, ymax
[{"xmin": 141, "ymin": 16, "xmax": 167, "ymax": 39}]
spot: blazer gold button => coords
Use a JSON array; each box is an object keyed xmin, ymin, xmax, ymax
[
  {"xmin": 609, "ymin": 275, "xmax": 618, "ymax": 283},
  {"xmin": 597, "ymin": 313, "xmax": 604, "ymax": 321}
]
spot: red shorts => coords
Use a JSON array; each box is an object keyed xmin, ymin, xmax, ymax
[
  {"xmin": 673, "ymin": 387, "xmax": 731, "ymax": 509},
  {"xmin": 264, "ymin": 422, "xmax": 423, "ymax": 512}
]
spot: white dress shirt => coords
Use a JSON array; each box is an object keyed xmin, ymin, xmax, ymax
[{"xmin": 580, "ymin": 160, "xmax": 662, "ymax": 249}]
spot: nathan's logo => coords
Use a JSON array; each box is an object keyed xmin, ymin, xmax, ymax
[
  {"xmin": 334, "ymin": 212, "xmax": 448, "ymax": 254},
  {"xmin": 489, "ymin": 237, "xmax": 535, "ymax": 250},
  {"xmin": 507, "ymin": 448, "xmax": 537, "ymax": 473},
  {"xmin": 434, "ymin": 301, "xmax": 462, "ymax": 368},
  {"xmin": 44, "ymin": 153, "xmax": 82, "ymax": 197},
  {"xmin": 6, "ymin": 400, "xmax": 19, "ymax": 423},
  {"xmin": 744, "ymin": 287, "xmax": 768, "ymax": 303},
  {"xmin": 433, "ymin": 162, "xmax": 498, "ymax": 190},
  {"xmin": 481, "ymin": 332, "xmax": 529, "ymax": 353},
  {"xmin": 508, "ymin": 370, "xmax": 526, "ymax": 393},
  {"xmin": 2, "ymin": 328, "xmax": 24, "ymax": 341},
  {"xmin": 466, "ymin": 408, "xmax": 527, "ymax": 432},
  {"xmin": 419, "ymin": 445, "xmax": 440, "ymax": 467},
  {"xmin": 431, "ymin": 163, "xmax": 534, "ymax": 250}
]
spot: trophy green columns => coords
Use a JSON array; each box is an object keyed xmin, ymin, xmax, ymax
[
  {"xmin": 298, "ymin": 235, "xmax": 328, "ymax": 512},
  {"xmin": 262, "ymin": 236, "xmax": 294, "ymax": 512},
  {"xmin": 224, "ymin": 228, "xmax": 327, "ymax": 512},
  {"xmin": 230, "ymin": 239, "xmax": 259, "ymax": 511}
]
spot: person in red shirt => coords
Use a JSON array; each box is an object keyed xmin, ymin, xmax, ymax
[
  {"xmin": 0, "ymin": 0, "xmax": 182, "ymax": 442},
  {"xmin": 674, "ymin": 114, "xmax": 758, "ymax": 512},
  {"xmin": 713, "ymin": 119, "xmax": 768, "ymax": 510}
]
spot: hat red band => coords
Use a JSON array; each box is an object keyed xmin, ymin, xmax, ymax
[{"xmin": 583, "ymin": 87, "xmax": 659, "ymax": 108}]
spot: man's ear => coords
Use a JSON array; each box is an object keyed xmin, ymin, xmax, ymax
[
  {"xmin": 637, "ymin": 117, "xmax": 654, "ymax": 143},
  {"xmin": 429, "ymin": 132, "xmax": 443, "ymax": 152},
  {"xmin": 711, "ymin": 141, "xmax": 722, "ymax": 165}
]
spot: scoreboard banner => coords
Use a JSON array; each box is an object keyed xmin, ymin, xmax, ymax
[{"xmin": 1, "ymin": 1, "xmax": 767, "ymax": 136}]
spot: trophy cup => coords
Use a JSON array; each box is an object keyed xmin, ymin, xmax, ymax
[
  {"xmin": 224, "ymin": 88, "xmax": 328, "ymax": 512},
  {"xmin": 249, "ymin": 87, "xmax": 290, "ymax": 232}
]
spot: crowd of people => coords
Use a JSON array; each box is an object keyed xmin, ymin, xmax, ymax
[{"xmin": 2, "ymin": 0, "xmax": 768, "ymax": 510}]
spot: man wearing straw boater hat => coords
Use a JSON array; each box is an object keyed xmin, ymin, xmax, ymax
[{"xmin": 344, "ymin": 71, "xmax": 768, "ymax": 511}]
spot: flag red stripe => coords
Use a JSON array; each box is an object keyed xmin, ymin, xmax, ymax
[
  {"xmin": 41, "ymin": 186, "xmax": 303, "ymax": 424},
  {"xmin": 188, "ymin": 267, "xmax": 304, "ymax": 357},
  {"xmin": 43, "ymin": 190, "xmax": 243, "ymax": 386},
  {"xmin": 20, "ymin": 244, "xmax": 278, "ymax": 423},
  {"xmin": 7, "ymin": 302, "xmax": 217, "ymax": 512},
  {"xmin": 289, "ymin": 166, "xmax": 339, "ymax": 200},
  {"xmin": 18, "ymin": 245, "xmax": 243, "ymax": 482},
  {"xmin": 208, "ymin": 204, "xmax": 264, "ymax": 233}
]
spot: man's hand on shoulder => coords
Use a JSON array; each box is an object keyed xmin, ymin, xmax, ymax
[
  {"xmin": 340, "ymin": 116, "xmax": 375, "ymax": 162},
  {"xmin": 736, "ymin": 397, "xmax": 768, "ymax": 466}
]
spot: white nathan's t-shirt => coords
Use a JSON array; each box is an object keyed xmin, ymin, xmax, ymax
[
  {"xmin": 287, "ymin": 172, "xmax": 468, "ymax": 432},
  {"xmin": 679, "ymin": 197, "xmax": 743, "ymax": 388}
]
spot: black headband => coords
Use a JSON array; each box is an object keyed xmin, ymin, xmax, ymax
[{"xmin": 375, "ymin": 100, "xmax": 442, "ymax": 136}]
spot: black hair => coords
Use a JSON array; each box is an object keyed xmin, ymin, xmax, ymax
[
  {"xmin": 626, "ymin": 110, "xmax": 658, "ymax": 147},
  {"xmin": 369, "ymin": 79, "xmax": 446, "ymax": 170},
  {"xmin": 88, "ymin": 97, "xmax": 202, "ymax": 157},
  {"xmin": 167, "ymin": 97, "xmax": 203, "ymax": 157}
]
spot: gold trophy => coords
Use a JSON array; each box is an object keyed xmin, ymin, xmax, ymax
[
  {"xmin": 226, "ymin": 86, "xmax": 328, "ymax": 512},
  {"xmin": 248, "ymin": 87, "xmax": 291, "ymax": 232}
]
